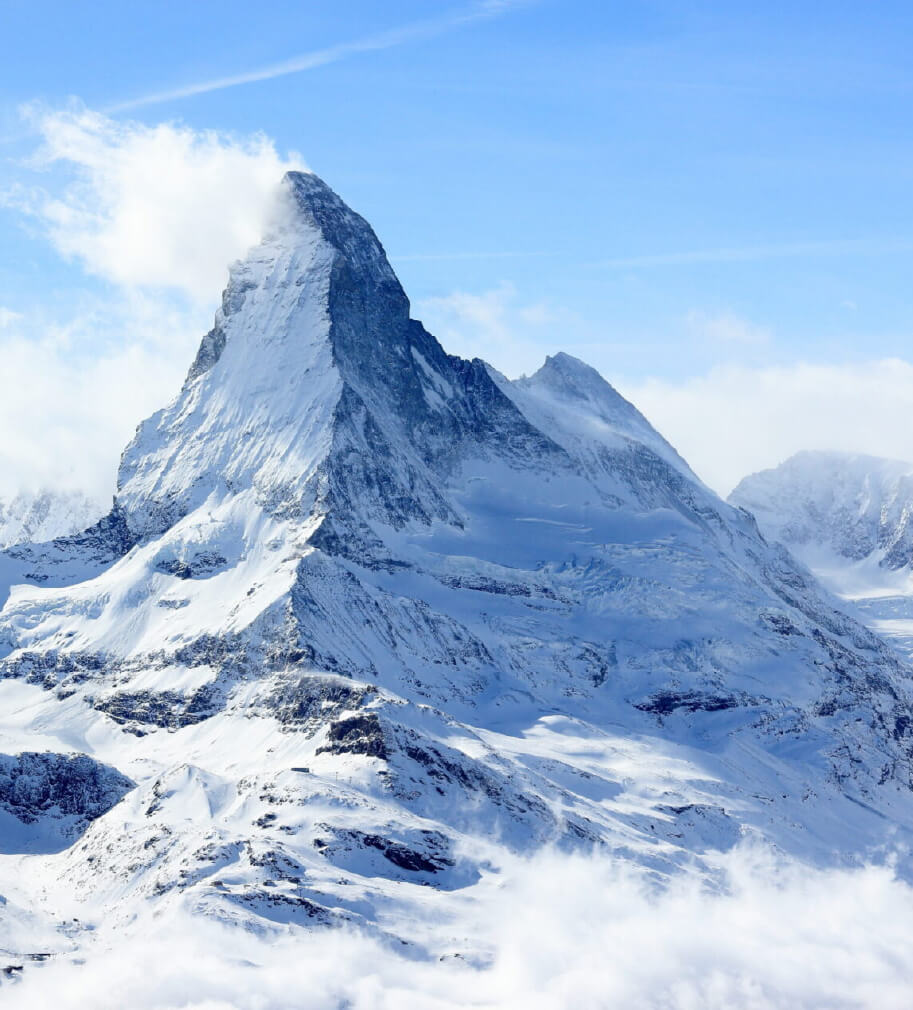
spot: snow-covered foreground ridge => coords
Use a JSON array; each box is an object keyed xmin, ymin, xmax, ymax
[{"xmin": 3, "ymin": 172, "xmax": 913, "ymax": 996}]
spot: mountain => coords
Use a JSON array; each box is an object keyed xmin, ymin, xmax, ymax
[
  {"xmin": 730, "ymin": 450, "xmax": 913, "ymax": 571},
  {"xmin": 3, "ymin": 173, "xmax": 913, "ymax": 977},
  {"xmin": 0, "ymin": 490, "xmax": 102, "ymax": 550},
  {"xmin": 731, "ymin": 450, "xmax": 913, "ymax": 659}
]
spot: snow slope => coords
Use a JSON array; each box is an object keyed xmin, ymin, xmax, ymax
[{"xmin": 3, "ymin": 174, "xmax": 913, "ymax": 985}]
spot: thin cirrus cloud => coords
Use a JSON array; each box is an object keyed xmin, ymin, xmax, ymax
[
  {"xmin": 594, "ymin": 237, "xmax": 913, "ymax": 269},
  {"xmin": 107, "ymin": 0, "xmax": 536, "ymax": 113}
]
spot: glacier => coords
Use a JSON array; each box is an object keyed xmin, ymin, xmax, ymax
[{"xmin": 3, "ymin": 173, "xmax": 913, "ymax": 994}]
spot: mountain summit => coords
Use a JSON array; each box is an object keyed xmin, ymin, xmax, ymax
[
  {"xmin": 3, "ymin": 175, "xmax": 913, "ymax": 964},
  {"xmin": 117, "ymin": 170, "xmax": 562, "ymax": 548}
]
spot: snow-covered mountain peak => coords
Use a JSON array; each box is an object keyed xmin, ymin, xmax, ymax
[
  {"xmin": 114, "ymin": 172, "xmax": 430, "ymax": 542},
  {"xmin": 529, "ymin": 351, "xmax": 612, "ymax": 391},
  {"xmin": 281, "ymin": 170, "xmax": 404, "ymax": 296},
  {"xmin": 729, "ymin": 450, "xmax": 913, "ymax": 660},
  {"xmin": 184, "ymin": 170, "xmax": 408, "ymax": 390},
  {"xmin": 516, "ymin": 351, "xmax": 694, "ymax": 478},
  {"xmin": 731, "ymin": 450, "xmax": 913, "ymax": 570},
  {"xmin": 111, "ymin": 173, "xmax": 573, "ymax": 545}
]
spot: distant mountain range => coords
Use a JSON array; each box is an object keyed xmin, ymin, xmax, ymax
[
  {"xmin": 731, "ymin": 449, "xmax": 913, "ymax": 660},
  {"xmin": 0, "ymin": 490, "xmax": 102, "ymax": 550},
  {"xmin": 731, "ymin": 450, "xmax": 913, "ymax": 572}
]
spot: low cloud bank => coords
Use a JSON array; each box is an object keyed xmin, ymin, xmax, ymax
[
  {"xmin": 6, "ymin": 845, "xmax": 913, "ymax": 1009},
  {"xmin": 0, "ymin": 291, "xmax": 202, "ymax": 499},
  {"xmin": 622, "ymin": 359, "xmax": 913, "ymax": 496}
]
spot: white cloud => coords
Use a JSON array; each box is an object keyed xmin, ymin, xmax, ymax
[
  {"xmin": 0, "ymin": 307, "xmax": 22, "ymax": 329},
  {"xmin": 16, "ymin": 104, "xmax": 304, "ymax": 301},
  {"xmin": 0, "ymin": 292, "xmax": 207, "ymax": 500},
  {"xmin": 7, "ymin": 845, "xmax": 913, "ymax": 1009},
  {"xmin": 620, "ymin": 358, "xmax": 913, "ymax": 496},
  {"xmin": 687, "ymin": 309, "xmax": 771, "ymax": 346},
  {"xmin": 416, "ymin": 283, "xmax": 572, "ymax": 377},
  {"xmin": 0, "ymin": 106, "xmax": 308, "ymax": 500}
]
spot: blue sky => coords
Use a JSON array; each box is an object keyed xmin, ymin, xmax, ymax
[{"xmin": 2, "ymin": 0, "xmax": 913, "ymax": 495}]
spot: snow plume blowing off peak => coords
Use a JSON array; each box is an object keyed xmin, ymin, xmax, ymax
[{"xmin": 7, "ymin": 171, "xmax": 913, "ymax": 1006}]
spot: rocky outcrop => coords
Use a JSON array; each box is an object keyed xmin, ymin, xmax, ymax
[{"xmin": 0, "ymin": 752, "xmax": 132, "ymax": 831}]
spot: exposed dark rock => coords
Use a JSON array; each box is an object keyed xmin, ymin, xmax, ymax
[
  {"xmin": 93, "ymin": 686, "xmax": 218, "ymax": 730},
  {"xmin": 314, "ymin": 824, "xmax": 455, "ymax": 876},
  {"xmin": 635, "ymin": 691, "xmax": 742, "ymax": 716},
  {"xmin": 0, "ymin": 752, "xmax": 132, "ymax": 826},
  {"xmin": 0, "ymin": 650, "xmax": 107, "ymax": 690},
  {"xmin": 268, "ymin": 674, "xmax": 377, "ymax": 731},
  {"xmin": 316, "ymin": 713, "xmax": 388, "ymax": 760},
  {"xmin": 155, "ymin": 551, "xmax": 228, "ymax": 580}
]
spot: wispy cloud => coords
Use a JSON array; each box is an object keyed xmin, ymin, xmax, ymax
[
  {"xmin": 416, "ymin": 282, "xmax": 580, "ymax": 376},
  {"xmin": 392, "ymin": 250, "xmax": 551, "ymax": 262},
  {"xmin": 687, "ymin": 309, "xmax": 771, "ymax": 346},
  {"xmin": 14, "ymin": 105, "xmax": 304, "ymax": 299},
  {"xmin": 595, "ymin": 237, "xmax": 913, "ymax": 269},
  {"xmin": 0, "ymin": 307, "xmax": 22, "ymax": 329},
  {"xmin": 108, "ymin": 0, "xmax": 534, "ymax": 113}
]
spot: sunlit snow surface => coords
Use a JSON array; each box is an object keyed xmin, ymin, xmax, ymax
[{"xmin": 3, "ymin": 176, "xmax": 913, "ymax": 1005}]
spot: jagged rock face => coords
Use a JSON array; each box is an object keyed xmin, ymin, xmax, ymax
[
  {"xmin": 0, "ymin": 752, "xmax": 132, "ymax": 824},
  {"xmin": 3, "ymin": 173, "xmax": 913, "ymax": 957},
  {"xmin": 731, "ymin": 450, "xmax": 913, "ymax": 570},
  {"xmin": 0, "ymin": 752, "xmax": 132, "ymax": 853}
]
